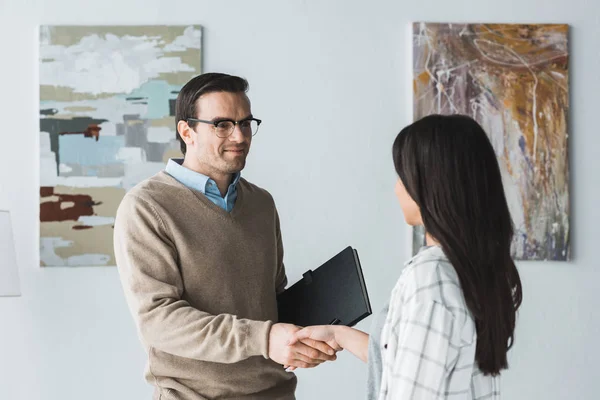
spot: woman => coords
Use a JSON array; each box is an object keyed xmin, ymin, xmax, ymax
[{"xmin": 289, "ymin": 114, "xmax": 523, "ymax": 399}]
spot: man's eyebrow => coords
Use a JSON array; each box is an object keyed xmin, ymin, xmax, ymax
[{"xmin": 210, "ymin": 114, "xmax": 253, "ymax": 121}]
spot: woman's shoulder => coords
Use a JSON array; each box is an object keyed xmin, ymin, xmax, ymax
[
  {"xmin": 395, "ymin": 246, "xmax": 471, "ymax": 316},
  {"xmin": 386, "ymin": 246, "xmax": 476, "ymax": 344}
]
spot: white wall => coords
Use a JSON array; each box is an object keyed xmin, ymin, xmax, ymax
[{"xmin": 0, "ymin": 0, "xmax": 598, "ymax": 399}]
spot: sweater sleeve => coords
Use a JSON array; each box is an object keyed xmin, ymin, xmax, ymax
[
  {"xmin": 274, "ymin": 208, "xmax": 288, "ymax": 295},
  {"xmin": 114, "ymin": 193, "xmax": 273, "ymax": 363}
]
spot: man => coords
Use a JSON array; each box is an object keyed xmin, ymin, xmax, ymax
[{"xmin": 114, "ymin": 73, "xmax": 336, "ymax": 400}]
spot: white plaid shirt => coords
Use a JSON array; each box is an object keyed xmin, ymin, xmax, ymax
[{"xmin": 378, "ymin": 246, "xmax": 500, "ymax": 399}]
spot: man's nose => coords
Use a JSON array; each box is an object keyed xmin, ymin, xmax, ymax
[{"xmin": 228, "ymin": 124, "xmax": 247, "ymax": 142}]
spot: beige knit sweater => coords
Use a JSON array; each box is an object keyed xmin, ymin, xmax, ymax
[{"xmin": 114, "ymin": 171, "xmax": 296, "ymax": 400}]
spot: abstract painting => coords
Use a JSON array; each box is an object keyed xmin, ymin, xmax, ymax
[
  {"xmin": 412, "ymin": 23, "xmax": 569, "ymax": 260},
  {"xmin": 39, "ymin": 25, "xmax": 202, "ymax": 266}
]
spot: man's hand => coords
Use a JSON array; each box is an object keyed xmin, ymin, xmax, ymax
[{"xmin": 268, "ymin": 323, "xmax": 337, "ymax": 369}]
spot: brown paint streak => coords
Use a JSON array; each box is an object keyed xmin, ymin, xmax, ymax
[
  {"xmin": 59, "ymin": 124, "xmax": 102, "ymax": 141},
  {"xmin": 72, "ymin": 225, "xmax": 93, "ymax": 230},
  {"xmin": 41, "ymin": 187, "xmax": 54, "ymax": 197},
  {"xmin": 40, "ymin": 193, "xmax": 102, "ymax": 222}
]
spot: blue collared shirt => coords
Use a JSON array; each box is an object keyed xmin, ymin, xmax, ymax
[{"xmin": 165, "ymin": 158, "xmax": 240, "ymax": 212}]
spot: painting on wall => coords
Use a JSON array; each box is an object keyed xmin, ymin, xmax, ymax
[
  {"xmin": 412, "ymin": 23, "xmax": 569, "ymax": 260},
  {"xmin": 39, "ymin": 25, "xmax": 202, "ymax": 266}
]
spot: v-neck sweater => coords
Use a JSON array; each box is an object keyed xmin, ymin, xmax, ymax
[{"xmin": 114, "ymin": 171, "xmax": 295, "ymax": 400}]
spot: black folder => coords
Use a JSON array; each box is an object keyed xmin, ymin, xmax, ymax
[{"xmin": 277, "ymin": 246, "xmax": 372, "ymax": 327}]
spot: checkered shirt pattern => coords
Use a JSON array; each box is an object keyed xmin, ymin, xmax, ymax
[{"xmin": 378, "ymin": 246, "xmax": 501, "ymax": 400}]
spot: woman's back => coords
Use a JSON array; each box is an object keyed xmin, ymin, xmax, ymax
[{"xmin": 378, "ymin": 245, "xmax": 500, "ymax": 399}]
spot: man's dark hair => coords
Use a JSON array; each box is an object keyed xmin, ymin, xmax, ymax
[{"xmin": 175, "ymin": 73, "xmax": 249, "ymax": 154}]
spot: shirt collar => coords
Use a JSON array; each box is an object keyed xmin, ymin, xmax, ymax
[
  {"xmin": 230, "ymin": 171, "xmax": 241, "ymax": 187},
  {"xmin": 404, "ymin": 244, "xmax": 445, "ymax": 267},
  {"xmin": 166, "ymin": 158, "xmax": 240, "ymax": 194}
]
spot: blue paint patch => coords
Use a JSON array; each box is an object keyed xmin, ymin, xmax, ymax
[
  {"xmin": 518, "ymin": 135, "xmax": 535, "ymax": 172},
  {"xmin": 58, "ymin": 135, "xmax": 125, "ymax": 166},
  {"xmin": 86, "ymin": 168, "xmax": 98, "ymax": 177},
  {"xmin": 119, "ymin": 80, "xmax": 181, "ymax": 119},
  {"xmin": 518, "ymin": 136, "xmax": 526, "ymax": 153}
]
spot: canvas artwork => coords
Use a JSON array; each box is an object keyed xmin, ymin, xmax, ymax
[
  {"xmin": 412, "ymin": 23, "xmax": 569, "ymax": 260},
  {"xmin": 39, "ymin": 25, "xmax": 202, "ymax": 266}
]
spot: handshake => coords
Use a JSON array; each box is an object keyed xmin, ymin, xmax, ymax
[{"xmin": 268, "ymin": 322, "xmax": 343, "ymax": 371}]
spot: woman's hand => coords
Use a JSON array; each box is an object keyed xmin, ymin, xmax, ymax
[
  {"xmin": 289, "ymin": 325, "xmax": 343, "ymax": 351},
  {"xmin": 288, "ymin": 324, "xmax": 370, "ymax": 366},
  {"xmin": 284, "ymin": 325, "xmax": 344, "ymax": 371}
]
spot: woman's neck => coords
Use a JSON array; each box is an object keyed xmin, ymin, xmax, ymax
[{"xmin": 425, "ymin": 232, "xmax": 439, "ymax": 247}]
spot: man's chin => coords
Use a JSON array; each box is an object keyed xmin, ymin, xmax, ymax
[{"xmin": 223, "ymin": 161, "xmax": 246, "ymax": 174}]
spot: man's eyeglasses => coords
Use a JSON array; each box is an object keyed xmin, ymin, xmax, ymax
[{"xmin": 186, "ymin": 117, "xmax": 262, "ymax": 138}]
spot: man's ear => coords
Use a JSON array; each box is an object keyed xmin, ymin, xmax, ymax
[{"xmin": 177, "ymin": 120, "xmax": 194, "ymax": 147}]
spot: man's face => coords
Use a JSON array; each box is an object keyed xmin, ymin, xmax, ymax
[{"xmin": 185, "ymin": 91, "xmax": 253, "ymax": 176}]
